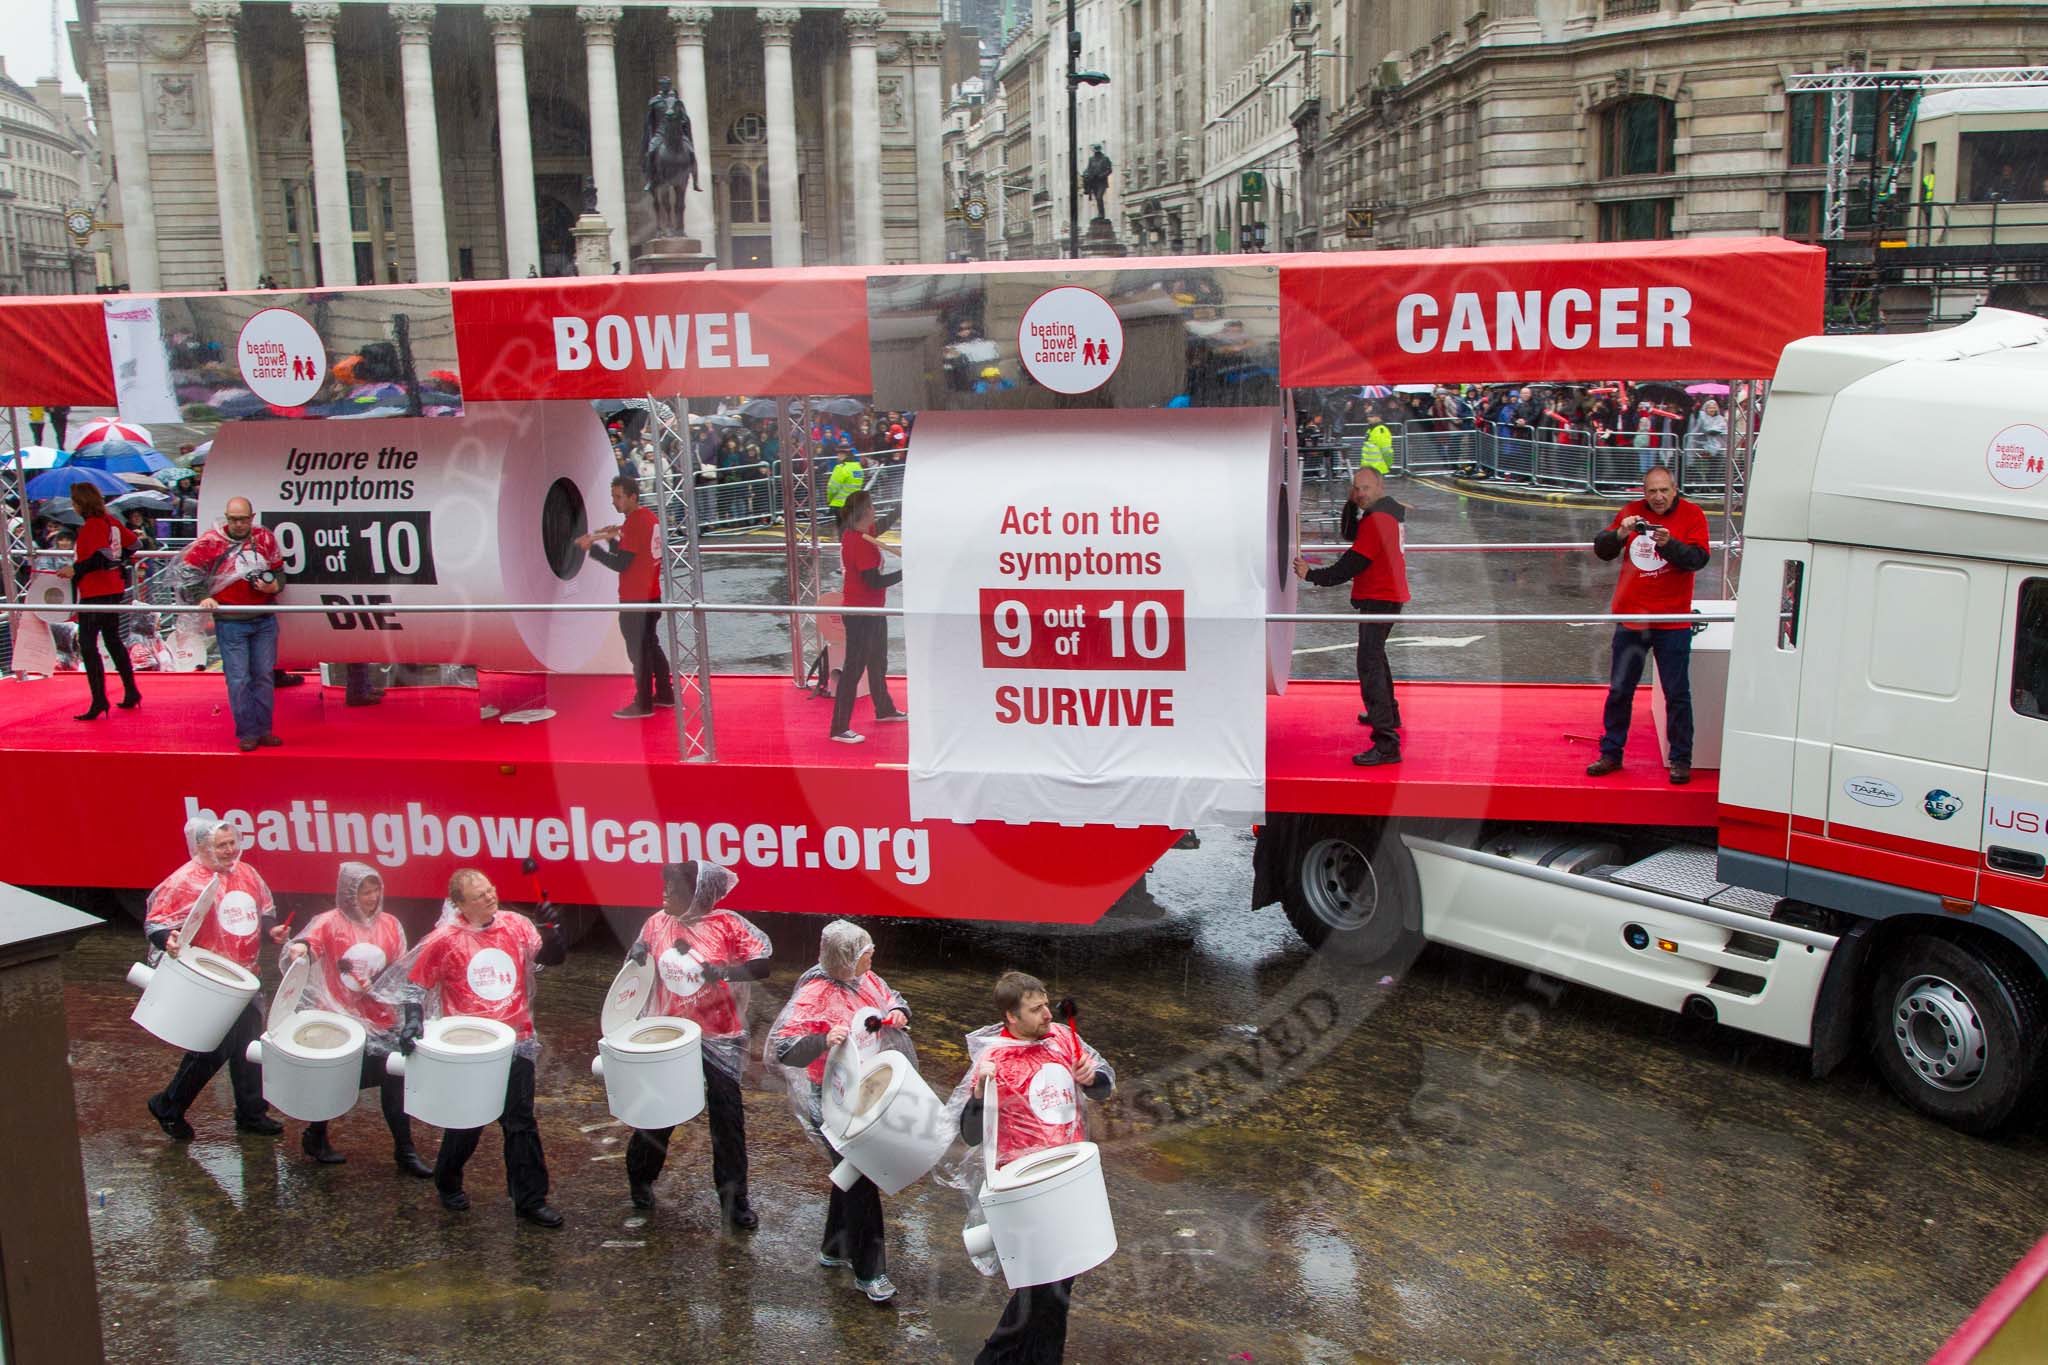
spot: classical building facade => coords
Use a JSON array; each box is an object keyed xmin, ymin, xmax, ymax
[
  {"xmin": 73, "ymin": 0, "xmax": 956, "ymax": 290},
  {"xmin": 0, "ymin": 61, "xmax": 101, "ymax": 295}
]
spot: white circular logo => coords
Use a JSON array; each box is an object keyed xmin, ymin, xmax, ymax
[
  {"xmin": 1017, "ymin": 286, "xmax": 1122, "ymax": 395},
  {"xmin": 237, "ymin": 307, "xmax": 327, "ymax": 407},
  {"xmin": 658, "ymin": 947, "xmax": 707, "ymax": 998},
  {"xmin": 1628, "ymin": 533, "xmax": 1666, "ymax": 572},
  {"xmin": 217, "ymin": 889, "xmax": 260, "ymax": 936},
  {"xmin": 339, "ymin": 941, "xmax": 388, "ymax": 991},
  {"xmin": 466, "ymin": 947, "xmax": 518, "ymax": 1002},
  {"xmin": 1986, "ymin": 424, "xmax": 2048, "ymax": 491},
  {"xmin": 1025, "ymin": 1062, "xmax": 1078, "ymax": 1125}
]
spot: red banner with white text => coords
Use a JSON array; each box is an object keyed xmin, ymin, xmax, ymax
[{"xmin": 1277, "ymin": 238, "xmax": 1825, "ymax": 386}]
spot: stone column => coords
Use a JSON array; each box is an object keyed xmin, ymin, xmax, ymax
[
  {"xmin": 577, "ymin": 7, "xmax": 628, "ymax": 269},
  {"xmin": 668, "ymin": 7, "xmax": 715, "ymax": 250},
  {"xmin": 94, "ymin": 26, "xmax": 160, "ymax": 291},
  {"xmin": 908, "ymin": 32, "xmax": 945, "ymax": 264},
  {"xmin": 192, "ymin": 2, "xmax": 262, "ymax": 288},
  {"xmin": 485, "ymin": 5, "xmax": 540, "ymax": 278},
  {"xmin": 758, "ymin": 8, "xmax": 804, "ymax": 266},
  {"xmin": 844, "ymin": 7, "xmax": 885, "ymax": 264},
  {"xmin": 390, "ymin": 4, "xmax": 450, "ymax": 281},
  {"xmin": 291, "ymin": 2, "xmax": 356, "ymax": 287}
]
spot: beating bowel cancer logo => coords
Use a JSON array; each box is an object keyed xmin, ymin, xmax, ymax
[
  {"xmin": 237, "ymin": 307, "xmax": 327, "ymax": 407},
  {"xmin": 217, "ymin": 889, "xmax": 261, "ymax": 936},
  {"xmin": 1017, "ymin": 286, "xmax": 1122, "ymax": 395},
  {"xmin": 339, "ymin": 942, "xmax": 388, "ymax": 992},
  {"xmin": 1026, "ymin": 1062, "xmax": 1078, "ymax": 1124},
  {"xmin": 465, "ymin": 946, "xmax": 518, "ymax": 1001},
  {"xmin": 1985, "ymin": 424, "xmax": 2048, "ymax": 492}
]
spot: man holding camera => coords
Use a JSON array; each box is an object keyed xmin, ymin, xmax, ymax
[
  {"xmin": 177, "ymin": 496, "xmax": 287, "ymax": 752},
  {"xmin": 1586, "ymin": 466, "xmax": 1711, "ymax": 785}
]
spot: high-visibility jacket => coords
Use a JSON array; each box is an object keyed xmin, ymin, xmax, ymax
[
  {"xmin": 1359, "ymin": 423, "xmax": 1394, "ymax": 473},
  {"xmin": 826, "ymin": 457, "xmax": 865, "ymax": 508}
]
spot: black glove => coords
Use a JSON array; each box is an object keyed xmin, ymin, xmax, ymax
[
  {"xmin": 398, "ymin": 1003, "xmax": 423, "ymax": 1056},
  {"xmin": 627, "ymin": 942, "xmax": 650, "ymax": 967},
  {"xmin": 699, "ymin": 961, "xmax": 728, "ymax": 983},
  {"xmin": 533, "ymin": 899, "xmax": 560, "ymax": 929}
]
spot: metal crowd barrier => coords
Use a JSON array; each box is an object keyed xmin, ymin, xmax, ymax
[{"xmin": 1304, "ymin": 417, "xmax": 1728, "ymax": 498}]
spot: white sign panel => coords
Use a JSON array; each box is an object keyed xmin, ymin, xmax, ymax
[
  {"xmin": 101, "ymin": 297, "xmax": 180, "ymax": 425},
  {"xmin": 904, "ymin": 408, "xmax": 1279, "ymax": 829}
]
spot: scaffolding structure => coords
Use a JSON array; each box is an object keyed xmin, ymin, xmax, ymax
[{"xmin": 644, "ymin": 395, "xmax": 716, "ymax": 762}]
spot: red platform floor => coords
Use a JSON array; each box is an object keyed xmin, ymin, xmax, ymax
[{"xmin": 0, "ymin": 670, "xmax": 1716, "ymax": 826}]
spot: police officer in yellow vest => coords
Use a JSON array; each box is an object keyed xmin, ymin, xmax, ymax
[
  {"xmin": 827, "ymin": 443, "xmax": 867, "ymax": 528},
  {"xmin": 1360, "ymin": 418, "xmax": 1394, "ymax": 475}
]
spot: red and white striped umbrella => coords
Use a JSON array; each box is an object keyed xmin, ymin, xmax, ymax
[{"xmin": 72, "ymin": 417, "xmax": 155, "ymax": 450}]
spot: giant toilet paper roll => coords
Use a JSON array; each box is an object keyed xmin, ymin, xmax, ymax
[{"xmin": 201, "ymin": 400, "xmax": 629, "ymax": 672}]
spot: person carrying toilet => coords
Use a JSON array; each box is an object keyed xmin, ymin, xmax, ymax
[
  {"xmin": 949, "ymin": 970, "xmax": 1116, "ymax": 1365},
  {"xmin": 375, "ymin": 868, "xmax": 569, "ymax": 1228},
  {"xmin": 280, "ymin": 861, "xmax": 432, "ymax": 1177},
  {"xmin": 620, "ymin": 859, "xmax": 772, "ymax": 1229},
  {"xmin": 766, "ymin": 919, "xmax": 914, "ymax": 1305},
  {"xmin": 142, "ymin": 816, "xmax": 289, "ymax": 1142}
]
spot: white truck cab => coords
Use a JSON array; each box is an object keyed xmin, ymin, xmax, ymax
[{"xmin": 1258, "ymin": 308, "xmax": 2048, "ymax": 1135}]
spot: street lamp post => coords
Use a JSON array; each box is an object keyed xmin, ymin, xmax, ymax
[{"xmin": 1066, "ymin": 0, "xmax": 1109, "ymax": 259}]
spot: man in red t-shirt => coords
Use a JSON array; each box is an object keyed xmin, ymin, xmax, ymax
[
  {"xmin": 1294, "ymin": 467, "xmax": 1412, "ymax": 766},
  {"xmin": 579, "ymin": 475, "xmax": 675, "ymax": 719},
  {"xmin": 1586, "ymin": 465, "xmax": 1711, "ymax": 784},
  {"xmin": 177, "ymin": 496, "xmax": 286, "ymax": 751},
  {"xmin": 830, "ymin": 490, "xmax": 907, "ymax": 743}
]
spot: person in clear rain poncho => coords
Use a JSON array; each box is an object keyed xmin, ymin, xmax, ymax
[
  {"xmin": 944, "ymin": 970, "xmax": 1116, "ymax": 1365},
  {"xmin": 282, "ymin": 862, "xmax": 432, "ymax": 1175},
  {"xmin": 621, "ymin": 859, "xmax": 773, "ymax": 1228},
  {"xmin": 372, "ymin": 867, "xmax": 568, "ymax": 1227},
  {"xmin": 143, "ymin": 817, "xmax": 288, "ymax": 1141},
  {"xmin": 767, "ymin": 919, "xmax": 913, "ymax": 1304}
]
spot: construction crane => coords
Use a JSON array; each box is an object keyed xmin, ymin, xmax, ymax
[{"xmin": 1786, "ymin": 67, "xmax": 2048, "ymax": 240}]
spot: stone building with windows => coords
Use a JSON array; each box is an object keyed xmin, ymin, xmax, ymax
[
  {"xmin": 0, "ymin": 60, "xmax": 101, "ymax": 296},
  {"xmin": 72, "ymin": 0, "xmax": 958, "ymax": 291}
]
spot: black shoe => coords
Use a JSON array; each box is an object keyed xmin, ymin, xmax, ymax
[
  {"xmin": 394, "ymin": 1149, "xmax": 434, "ymax": 1179},
  {"xmin": 257, "ymin": 734, "xmax": 283, "ymax": 748},
  {"xmin": 302, "ymin": 1131, "xmax": 346, "ymax": 1165},
  {"xmin": 74, "ymin": 703, "xmax": 108, "ymax": 721},
  {"xmin": 613, "ymin": 701, "xmax": 655, "ymax": 719},
  {"xmin": 1352, "ymin": 748, "xmax": 1402, "ymax": 767},
  {"xmin": 1669, "ymin": 763, "xmax": 1692, "ymax": 786},
  {"xmin": 236, "ymin": 1115, "xmax": 284, "ymax": 1136},
  {"xmin": 117, "ymin": 693, "xmax": 142, "ymax": 710},
  {"xmin": 344, "ymin": 692, "xmax": 385, "ymax": 708},
  {"xmin": 438, "ymin": 1188, "xmax": 471, "ymax": 1211},
  {"xmin": 148, "ymin": 1096, "xmax": 194, "ymax": 1142},
  {"xmin": 273, "ymin": 671, "xmax": 305, "ymax": 688},
  {"xmin": 630, "ymin": 1181, "xmax": 656, "ymax": 1210},
  {"xmin": 723, "ymin": 1192, "xmax": 759, "ymax": 1230},
  {"xmin": 652, "ymin": 696, "xmax": 676, "ymax": 709},
  {"xmin": 518, "ymin": 1203, "xmax": 565, "ymax": 1229},
  {"xmin": 1585, "ymin": 756, "xmax": 1623, "ymax": 777}
]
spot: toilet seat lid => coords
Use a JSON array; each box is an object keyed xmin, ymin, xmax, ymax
[
  {"xmin": 820, "ymin": 1030, "xmax": 864, "ymax": 1137},
  {"xmin": 838, "ymin": 1051, "xmax": 907, "ymax": 1141},
  {"xmin": 601, "ymin": 957, "xmax": 655, "ymax": 1038},
  {"xmin": 266, "ymin": 952, "xmax": 312, "ymax": 1033},
  {"xmin": 178, "ymin": 875, "xmax": 224, "ymax": 948}
]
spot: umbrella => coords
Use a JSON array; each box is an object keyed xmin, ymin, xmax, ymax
[
  {"xmin": 184, "ymin": 440, "xmax": 212, "ymax": 465},
  {"xmin": 1359, "ymin": 385, "xmax": 1395, "ymax": 399},
  {"xmin": 1632, "ymin": 381, "xmax": 1691, "ymax": 405},
  {"xmin": 703, "ymin": 413, "xmax": 745, "ymax": 429},
  {"xmin": 1685, "ymin": 382, "xmax": 1731, "ymax": 396},
  {"xmin": 5, "ymin": 446, "xmax": 67, "ymax": 471},
  {"xmin": 111, "ymin": 489, "xmax": 177, "ymax": 514},
  {"xmin": 737, "ymin": 398, "xmax": 780, "ymax": 420},
  {"xmin": 65, "ymin": 447, "xmax": 175, "ymax": 476},
  {"xmin": 73, "ymin": 417, "xmax": 153, "ymax": 450},
  {"xmin": 27, "ymin": 466, "xmax": 128, "ymax": 500},
  {"xmin": 815, "ymin": 397, "xmax": 868, "ymax": 419},
  {"xmin": 1393, "ymin": 383, "xmax": 1435, "ymax": 394},
  {"xmin": 116, "ymin": 471, "xmax": 167, "ymax": 488},
  {"xmin": 34, "ymin": 499, "xmax": 84, "ymax": 527}
]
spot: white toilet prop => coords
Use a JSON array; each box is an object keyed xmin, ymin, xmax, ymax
[
  {"xmin": 243, "ymin": 953, "xmax": 368, "ymax": 1121},
  {"xmin": 126, "ymin": 877, "xmax": 262, "ymax": 1053},
  {"xmin": 820, "ymin": 1008, "xmax": 952, "ymax": 1196},
  {"xmin": 590, "ymin": 958, "xmax": 705, "ymax": 1130},
  {"xmin": 384, "ymin": 1015, "xmax": 517, "ymax": 1130},
  {"xmin": 960, "ymin": 1066, "xmax": 1118, "ymax": 1289}
]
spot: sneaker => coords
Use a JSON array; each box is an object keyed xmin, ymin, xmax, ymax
[
  {"xmin": 147, "ymin": 1095, "xmax": 194, "ymax": 1142},
  {"xmin": 876, "ymin": 712, "xmax": 909, "ymax": 723},
  {"xmin": 613, "ymin": 702, "xmax": 655, "ymax": 719},
  {"xmin": 1669, "ymin": 763, "xmax": 1692, "ymax": 786},
  {"xmin": 1352, "ymin": 748, "xmax": 1402, "ymax": 767},
  {"xmin": 518, "ymin": 1203, "xmax": 565, "ymax": 1229},
  {"xmin": 817, "ymin": 1252, "xmax": 853, "ymax": 1269},
  {"xmin": 1585, "ymin": 756, "xmax": 1623, "ymax": 777},
  {"xmin": 236, "ymin": 1114, "xmax": 284, "ymax": 1136},
  {"xmin": 856, "ymin": 1273, "xmax": 898, "ymax": 1303},
  {"xmin": 830, "ymin": 731, "xmax": 866, "ymax": 745}
]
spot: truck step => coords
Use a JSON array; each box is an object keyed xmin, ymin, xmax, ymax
[{"xmin": 1609, "ymin": 846, "xmax": 1783, "ymax": 920}]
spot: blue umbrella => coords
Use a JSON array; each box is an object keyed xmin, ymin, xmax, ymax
[
  {"xmin": 26, "ymin": 466, "xmax": 129, "ymax": 500},
  {"xmin": 63, "ymin": 447, "xmax": 175, "ymax": 476}
]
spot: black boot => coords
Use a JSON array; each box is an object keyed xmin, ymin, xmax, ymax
[
  {"xmin": 721, "ymin": 1185, "xmax": 759, "ymax": 1230},
  {"xmin": 394, "ymin": 1146, "xmax": 433, "ymax": 1179},
  {"xmin": 75, "ymin": 701, "xmax": 109, "ymax": 721},
  {"xmin": 301, "ymin": 1125, "xmax": 346, "ymax": 1165},
  {"xmin": 147, "ymin": 1094, "xmax": 194, "ymax": 1141}
]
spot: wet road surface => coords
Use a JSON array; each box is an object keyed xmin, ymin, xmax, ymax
[{"xmin": 68, "ymin": 829, "xmax": 2048, "ymax": 1363}]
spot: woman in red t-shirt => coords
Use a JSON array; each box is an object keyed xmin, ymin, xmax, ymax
[
  {"xmin": 64, "ymin": 482, "xmax": 141, "ymax": 720},
  {"xmin": 829, "ymin": 490, "xmax": 906, "ymax": 743}
]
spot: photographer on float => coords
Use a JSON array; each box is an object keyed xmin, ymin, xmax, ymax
[
  {"xmin": 767, "ymin": 919, "xmax": 914, "ymax": 1304},
  {"xmin": 176, "ymin": 495, "xmax": 286, "ymax": 752},
  {"xmin": 621, "ymin": 859, "xmax": 773, "ymax": 1229},
  {"xmin": 282, "ymin": 862, "xmax": 432, "ymax": 1176},
  {"xmin": 143, "ymin": 817, "xmax": 288, "ymax": 1141},
  {"xmin": 376, "ymin": 868, "xmax": 568, "ymax": 1227}
]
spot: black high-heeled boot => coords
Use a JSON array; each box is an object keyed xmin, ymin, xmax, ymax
[
  {"xmin": 117, "ymin": 692, "xmax": 142, "ymax": 709},
  {"xmin": 74, "ymin": 702, "xmax": 109, "ymax": 721}
]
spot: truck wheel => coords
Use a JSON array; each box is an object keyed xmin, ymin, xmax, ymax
[
  {"xmin": 1867, "ymin": 934, "xmax": 2045, "ymax": 1136},
  {"xmin": 1280, "ymin": 816, "xmax": 1417, "ymax": 963}
]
